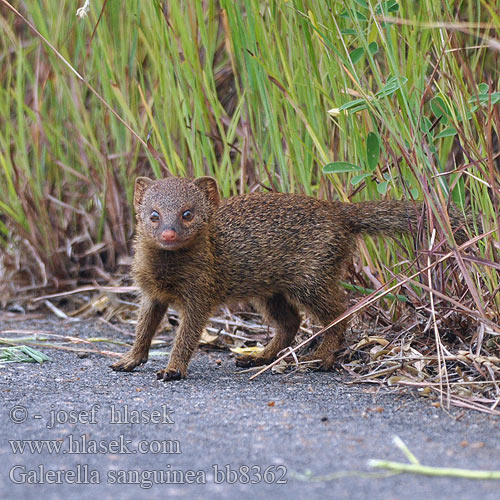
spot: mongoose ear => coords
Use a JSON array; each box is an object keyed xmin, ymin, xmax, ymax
[
  {"xmin": 193, "ymin": 176, "xmax": 220, "ymax": 209},
  {"xmin": 134, "ymin": 177, "xmax": 154, "ymax": 211}
]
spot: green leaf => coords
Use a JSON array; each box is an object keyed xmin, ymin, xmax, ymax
[
  {"xmin": 0, "ymin": 346, "xmax": 51, "ymax": 364},
  {"xmin": 366, "ymin": 132, "xmax": 380, "ymax": 170},
  {"xmin": 420, "ymin": 116, "xmax": 433, "ymax": 134},
  {"xmin": 478, "ymin": 83, "xmax": 489, "ymax": 94},
  {"xmin": 340, "ymin": 29, "xmax": 357, "ymax": 35},
  {"xmin": 368, "ymin": 42, "xmax": 378, "ymax": 55},
  {"xmin": 377, "ymin": 181, "xmax": 389, "ymax": 195},
  {"xmin": 452, "ymin": 176, "xmax": 466, "ymax": 210},
  {"xmin": 434, "ymin": 127, "xmax": 457, "ymax": 139},
  {"xmin": 353, "ymin": 0, "xmax": 369, "ymax": 8},
  {"xmin": 351, "ymin": 173, "xmax": 371, "ymax": 185},
  {"xmin": 339, "ymin": 98, "xmax": 365, "ymax": 110},
  {"xmin": 350, "ymin": 47, "xmax": 365, "ymax": 64},
  {"xmin": 468, "ymin": 91, "xmax": 500, "ymax": 106},
  {"xmin": 323, "ymin": 162, "xmax": 363, "ymax": 174},
  {"xmin": 340, "ymin": 77, "xmax": 408, "ymax": 115},
  {"xmin": 340, "ymin": 10, "xmax": 368, "ymax": 21},
  {"xmin": 376, "ymin": 76, "xmax": 408, "ymax": 98},
  {"xmin": 338, "ymin": 98, "xmax": 368, "ymax": 113},
  {"xmin": 430, "ymin": 96, "xmax": 449, "ymax": 123},
  {"xmin": 388, "ymin": 0, "xmax": 400, "ymax": 12},
  {"xmin": 376, "ymin": 0, "xmax": 400, "ymax": 14},
  {"xmin": 430, "ymin": 96, "xmax": 449, "ymax": 116}
]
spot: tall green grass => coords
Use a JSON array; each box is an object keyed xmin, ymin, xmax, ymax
[{"xmin": 0, "ymin": 0, "xmax": 498, "ymax": 324}]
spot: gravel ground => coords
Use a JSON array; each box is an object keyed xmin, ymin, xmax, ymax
[{"xmin": 1, "ymin": 315, "xmax": 499, "ymax": 500}]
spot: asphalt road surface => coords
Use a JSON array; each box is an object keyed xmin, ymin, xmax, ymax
[{"xmin": 1, "ymin": 316, "xmax": 499, "ymax": 500}]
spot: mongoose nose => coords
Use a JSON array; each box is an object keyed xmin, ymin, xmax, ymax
[{"xmin": 161, "ymin": 229, "xmax": 177, "ymax": 242}]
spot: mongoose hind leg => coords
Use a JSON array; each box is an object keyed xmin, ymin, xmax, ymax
[
  {"xmin": 235, "ymin": 293, "xmax": 301, "ymax": 368},
  {"xmin": 111, "ymin": 297, "xmax": 167, "ymax": 372},
  {"xmin": 300, "ymin": 293, "xmax": 347, "ymax": 371}
]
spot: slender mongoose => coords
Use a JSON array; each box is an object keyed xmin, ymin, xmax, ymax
[{"xmin": 111, "ymin": 176, "xmax": 471, "ymax": 381}]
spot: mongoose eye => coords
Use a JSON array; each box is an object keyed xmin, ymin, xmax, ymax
[
  {"xmin": 150, "ymin": 211, "xmax": 160, "ymax": 223},
  {"xmin": 182, "ymin": 210, "xmax": 194, "ymax": 221}
]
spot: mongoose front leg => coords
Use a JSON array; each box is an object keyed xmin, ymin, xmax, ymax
[
  {"xmin": 157, "ymin": 306, "xmax": 210, "ymax": 381},
  {"xmin": 111, "ymin": 297, "xmax": 167, "ymax": 372}
]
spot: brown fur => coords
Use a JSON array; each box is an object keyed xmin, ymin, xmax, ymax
[{"xmin": 111, "ymin": 176, "xmax": 471, "ymax": 381}]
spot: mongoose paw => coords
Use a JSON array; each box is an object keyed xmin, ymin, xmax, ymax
[
  {"xmin": 235, "ymin": 354, "xmax": 270, "ymax": 368},
  {"xmin": 111, "ymin": 352, "xmax": 148, "ymax": 372},
  {"xmin": 156, "ymin": 368, "xmax": 184, "ymax": 382},
  {"xmin": 299, "ymin": 354, "xmax": 335, "ymax": 371}
]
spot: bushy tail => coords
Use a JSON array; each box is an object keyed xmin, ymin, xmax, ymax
[{"xmin": 345, "ymin": 200, "xmax": 474, "ymax": 244}]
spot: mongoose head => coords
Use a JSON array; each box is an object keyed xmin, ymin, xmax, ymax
[{"xmin": 134, "ymin": 176, "xmax": 220, "ymax": 251}]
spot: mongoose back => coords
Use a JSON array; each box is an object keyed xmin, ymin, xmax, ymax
[{"xmin": 111, "ymin": 176, "xmax": 470, "ymax": 381}]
